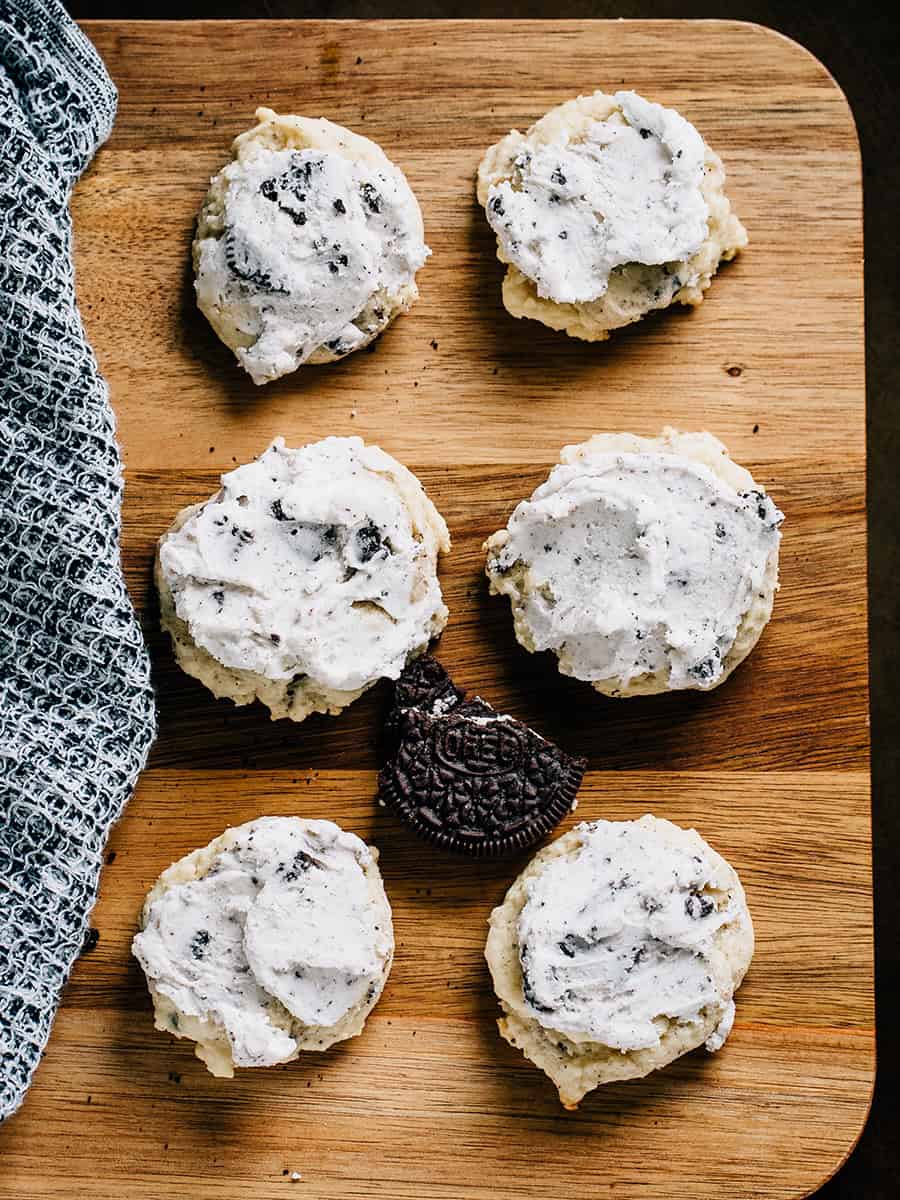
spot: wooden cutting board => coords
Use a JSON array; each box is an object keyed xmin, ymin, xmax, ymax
[{"xmin": 0, "ymin": 19, "xmax": 871, "ymax": 1200}]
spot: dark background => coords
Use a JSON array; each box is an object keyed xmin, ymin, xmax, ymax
[{"xmin": 63, "ymin": 3, "xmax": 900, "ymax": 1195}]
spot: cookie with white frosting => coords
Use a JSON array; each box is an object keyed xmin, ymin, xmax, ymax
[
  {"xmin": 194, "ymin": 107, "xmax": 430, "ymax": 384},
  {"xmin": 477, "ymin": 91, "xmax": 747, "ymax": 341},
  {"xmin": 132, "ymin": 817, "xmax": 393, "ymax": 1077},
  {"xmin": 485, "ymin": 815, "xmax": 753, "ymax": 1107},
  {"xmin": 156, "ymin": 436, "xmax": 450, "ymax": 721},
  {"xmin": 484, "ymin": 429, "xmax": 783, "ymax": 696}
]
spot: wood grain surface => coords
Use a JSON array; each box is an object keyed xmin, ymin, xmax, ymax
[{"xmin": 0, "ymin": 19, "xmax": 871, "ymax": 1200}]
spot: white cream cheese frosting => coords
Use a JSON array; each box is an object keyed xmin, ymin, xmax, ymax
[
  {"xmin": 157, "ymin": 435, "xmax": 450, "ymax": 721},
  {"xmin": 194, "ymin": 108, "xmax": 429, "ymax": 384},
  {"xmin": 516, "ymin": 817, "xmax": 742, "ymax": 1052},
  {"xmin": 484, "ymin": 814, "xmax": 754, "ymax": 1106},
  {"xmin": 484, "ymin": 430, "xmax": 782, "ymax": 696},
  {"xmin": 132, "ymin": 817, "xmax": 393, "ymax": 1076},
  {"xmin": 485, "ymin": 91, "xmax": 709, "ymax": 305}
]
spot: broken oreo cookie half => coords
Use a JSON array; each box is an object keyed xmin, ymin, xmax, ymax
[{"xmin": 378, "ymin": 657, "xmax": 586, "ymax": 856}]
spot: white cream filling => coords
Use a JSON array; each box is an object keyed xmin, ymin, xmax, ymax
[
  {"xmin": 195, "ymin": 143, "xmax": 429, "ymax": 381},
  {"xmin": 488, "ymin": 449, "xmax": 782, "ymax": 691},
  {"xmin": 485, "ymin": 91, "xmax": 708, "ymax": 304},
  {"xmin": 132, "ymin": 818, "xmax": 388, "ymax": 1069},
  {"xmin": 517, "ymin": 817, "xmax": 740, "ymax": 1052},
  {"xmin": 158, "ymin": 436, "xmax": 448, "ymax": 694}
]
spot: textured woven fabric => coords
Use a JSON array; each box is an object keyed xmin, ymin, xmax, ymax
[{"xmin": 0, "ymin": 0, "xmax": 156, "ymax": 1121}]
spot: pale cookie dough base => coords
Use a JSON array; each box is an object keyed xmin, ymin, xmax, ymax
[
  {"xmin": 141, "ymin": 823, "xmax": 394, "ymax": 1078},
  {"xmin": 485, "ymin": 819, "xmax": 754, "ymax": 1108},
  {"xmin": 477, "ymin": 93, "xmax": 748, "ymax": 341},
  {"xmin": 484, "ymin": 428, "xmax": 780, "ymax": 697},
  {"xmin": 194, "ymin": 107, "xmax": 423, "ymax": 377}
]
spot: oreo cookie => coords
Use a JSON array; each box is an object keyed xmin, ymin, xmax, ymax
[
  {"xmin": 378, "ymin": 657, "xmax": 586, "ymax": 856},
  {"xmin": 382, "ymin": 654, "xmax": 466, "ymax": 754}
]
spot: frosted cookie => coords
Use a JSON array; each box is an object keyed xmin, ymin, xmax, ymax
[
  {"xmin": 132, "ymin": 817, "xmax": 393, "ymax": 1077},
  {"xmin": 378, "ymin": 656, "xmax": 586, "ymax": 856},
  {"xmin": 484, "ymin": 429, "xmax": 783, "ymax": 696},
  {"xmin": 477, "ymin": 90, "xmax": 747, "ymax": 341},
  {"xmin": 156, "ymin": 436, "xmax": 449, "ymax": 721},
  {"xmin": 194, "ymin": 107, "xmax": 430, "ymax": 384},
  {"xmin": 485, "ymin": 815, "xmax": 754, "ymax": 1107}
]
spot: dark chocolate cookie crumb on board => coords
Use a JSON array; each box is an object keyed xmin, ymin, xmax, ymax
[{"xmin": 378, "ymin": 657, "xmax": 586, "ymax": 856}]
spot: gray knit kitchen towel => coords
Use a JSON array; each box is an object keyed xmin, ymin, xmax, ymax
[{"xmin": 0, "ymin": 0, "xmax": 156, "ymax": 1120}]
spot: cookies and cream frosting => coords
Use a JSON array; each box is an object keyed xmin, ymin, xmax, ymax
[
  {"xmin": 157, "ymin": 436, "xmax": 449, "ymax": 708},
  {"xmin": 132, "ymin": 818, "xmax": 392, "ymax": 1074},
  {"xmin": 484, "ymin": 91, "xmax": 709, "ymax": 305},
  {"xmin": 516, "ymin": 816, "xmax": 744, "ymax": 1053},
  {"xmin": 485, "ymin": 431, "xmax": 782, "ymax": 693},
  {"xmin": 194, "ymin": 109, "xmax": 429, "ymax": 384}
]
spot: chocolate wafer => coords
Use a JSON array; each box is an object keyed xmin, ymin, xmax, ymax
[{"xmin": 378, "ymin": 657, "xmax": 586, "ymax": 856}]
